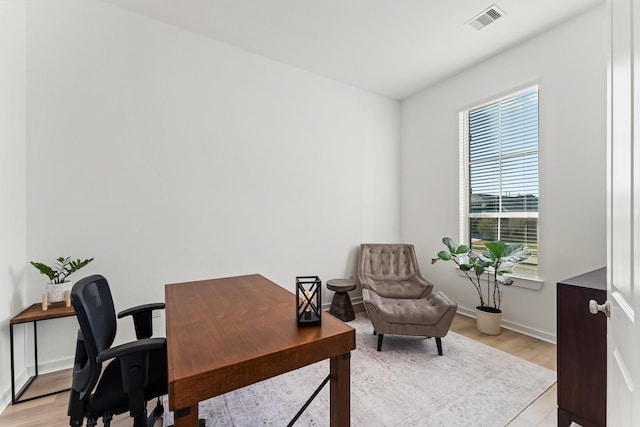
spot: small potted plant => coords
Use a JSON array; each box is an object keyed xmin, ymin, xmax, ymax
[
  {"xmin": 432, "ymin": 237, "xmax": 530, "ymax": 335},
  {"xmin": 31, "ymin": 256, "xmax": 94, "ymax": 303}
]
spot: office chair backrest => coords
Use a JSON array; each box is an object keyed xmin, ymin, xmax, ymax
[{"xmin": 71, "ymin": 274, "xmax": 117, "ymax": 399}]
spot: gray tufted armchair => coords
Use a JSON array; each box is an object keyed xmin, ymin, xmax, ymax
[{"xmin": 358, "ymin": 243, "xmax": 458, "ymax": 355}]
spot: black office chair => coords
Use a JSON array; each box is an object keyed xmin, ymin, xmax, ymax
[{"xmin": 68, "ymin": 274, "xmax": 167, "ymax": 427}]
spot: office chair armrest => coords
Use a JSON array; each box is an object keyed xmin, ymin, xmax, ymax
[
  {"xmin": 118, "ymin": 303, "xmax": 165, "ymax": 318},
  {"xmin": 118, "ymin": 303, "xmax": 165, "ymax": 339},
  {"xmin": 96, "ymin": 337, "xmax": 166, "ymax": 363},
  {"xmin": 97, "ymin": 337, "xmax": 166, "ymax": 399}
]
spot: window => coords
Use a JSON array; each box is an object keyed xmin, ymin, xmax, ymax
[{"xmin": 459, "ymin": 87, "xmax": 539, "ymax": 276}]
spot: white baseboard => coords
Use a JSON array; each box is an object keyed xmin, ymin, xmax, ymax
[
  {"xmin": 350, "ymin": 295, "xmax": 363, "ymax": 307},
  {"xmin": 0, "ymin": 395, "xmax": 9, "ymax": 418},
  {"xmin": 322, "ymin": 295, "xmax": 364, "ymax": 312},
  {"xmin": 0, "ymin": 366, "xmax": 27, "ymax": 415},
  {"xmin": 456, "ymin": 305, "xmax": 557, "ymax": 344},
  {"xmin": 0, "ymin": 356, "xmax": 74, "ymax": 415},
  {"xmin": 30, "ymin": 356, "xmax": 74, "ymax": 375}
]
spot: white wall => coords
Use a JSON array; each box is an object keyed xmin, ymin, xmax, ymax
[
  {"xmin": 4, "ymin": 0, "xmax": 607, "ymax": 409},
  {"xmin": 401, "ymin": 5, "xmax": 607, "ymax": 341},
  {"xmin": 21, "ymin": 0, "xmax": 399, "ymax": 376},
  {"xmin": 0, "ymin": 1, "xmax": 28, "ymax": 407}
]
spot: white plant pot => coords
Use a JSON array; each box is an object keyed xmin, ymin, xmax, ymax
[
  {"xmin": 45, "ymin": 281, "xmax": 72, "ymax": 303},
  {"xmin": 475, "ymin": 306, "xmax": 503, "ymax": 335}
]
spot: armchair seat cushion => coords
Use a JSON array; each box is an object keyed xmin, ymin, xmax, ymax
[
  {"xmin": 365, "ymin": 290, "xmax": 457, "ymax": 327},
  {"xmin": 367, "ymin": 279, "xmax": 431, "ymax": 299}
]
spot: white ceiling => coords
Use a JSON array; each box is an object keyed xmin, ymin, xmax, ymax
[{"xmin": 99, "ymin": 0, "xmax": 605, "ymax": 100}]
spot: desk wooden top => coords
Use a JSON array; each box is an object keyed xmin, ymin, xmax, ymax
[
  {"xmin": 165, "ymin": 274, "xmax": 355, "ymax": 411},
  {"xmin": 11, "ymin": 302, "xmax": 75, "ymax": 324}
]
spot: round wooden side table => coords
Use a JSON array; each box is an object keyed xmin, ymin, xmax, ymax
[{"xmin": 327, "ymin": 279, "xmax": 356, "ymax": 322}]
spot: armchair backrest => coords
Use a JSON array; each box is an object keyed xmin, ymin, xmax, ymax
[
  {"xmin": 358, "ymin": 244, "xmax": 433, "ymax": 299},
  {"xmin": 70, "ymin": 274, "xmax": 117, "ymax": 399},
  {"xmin": 358, "ymin": 244, "xmax": 422, "ymax": 283}
]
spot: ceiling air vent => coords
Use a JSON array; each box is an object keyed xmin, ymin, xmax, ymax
[{"xmin": 466, "ymin": 5, "xmax": 505, "ymax": 30}]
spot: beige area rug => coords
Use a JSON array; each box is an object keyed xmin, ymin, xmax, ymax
[{"xmin": 165, "ymin": 313, "xmax": 556, "ymax": 427}]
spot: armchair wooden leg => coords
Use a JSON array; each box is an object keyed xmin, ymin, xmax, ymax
[
  {"xmin": 436, "ymin": 337, "xmax": 443, "ymax": 356},
  {"xmin": 377, "ymin": 334, "xmax": 384, "ymax": 351}
]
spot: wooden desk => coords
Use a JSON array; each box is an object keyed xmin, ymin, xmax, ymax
[
  {"xmin": 10, "ymin": 302, "xmax": 75, "ymax": 403},
  {"xmin": 165, "ymin": 274, "xmax": 355, "ymax": 427}
]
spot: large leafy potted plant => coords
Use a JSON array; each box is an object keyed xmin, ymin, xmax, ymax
[
  {"xmin": 432, "ymin": 237, "xmax": 531, "ymax": 335},
  {"xmin": 31, "ymin": 256, "xmax": 94, "ymax": 303}
]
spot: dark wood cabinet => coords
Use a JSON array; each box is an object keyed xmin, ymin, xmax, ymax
[{"xmin": 557, "ymin": 267, "xmax": 607, "ymax": 427}]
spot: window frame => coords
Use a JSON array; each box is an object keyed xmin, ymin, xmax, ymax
[{"xmin": 459, "ymin": 85, "xmax": 540, "ymax": 279}]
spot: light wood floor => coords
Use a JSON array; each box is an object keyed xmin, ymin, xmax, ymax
[
  {"xmin": 449, "ymin": 314, "xmax": 559, "ymax": 427},
  {"xmin": 0, "ymin": 313, "xmax": 557, "ymax": 427}
]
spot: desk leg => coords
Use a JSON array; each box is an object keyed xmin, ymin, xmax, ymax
[
  {"xmin": 33, "ymin": 321, "xmax": 39, "ymax": 376},
  {"xmin": 330, "ymin": 352, "xmax": 351, "ymax": 427},
  {"xmin": 174, "ymin": 405, "xmax": 199, "ymax": 427},
  {"xmin": 10, "ymin": 324, "xmax": 16, "ymax": 403}
]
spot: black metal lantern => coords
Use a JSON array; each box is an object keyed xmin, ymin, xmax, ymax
[{"xmin": 296, "ymin": 276, "xmax": 321, "ymax": 327}]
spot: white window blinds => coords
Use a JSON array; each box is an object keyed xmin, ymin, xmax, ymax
[{"xmin": 461, "ymin": 87, "xmax": 539, "ymax": 276}]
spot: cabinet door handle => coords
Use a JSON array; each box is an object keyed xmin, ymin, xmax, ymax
[{"xmin": 589, "ymin": 300, "xmax": 611, "ymax": 318}]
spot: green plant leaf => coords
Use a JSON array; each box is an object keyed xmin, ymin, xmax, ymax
[
  {"xmin": 442, "ymin": 237, "xmax": 456, "ymax": 253},
  {"xmin": 434, "ymin": 238, "xmax": 530, "ymax": 311},
  {"xmin": 483, "ymin": 241, "xmax": 531, "ymax": 265},
  {"xmin": 454, "ymin": 244, "xmax": 470, "ymax": 254},
  {"xmin": 500, "ymin": 244, "xmax": 531, "ymax": 263},
  {"xmin": 498, "ymin": 277, "xmax": 514, "ymax": 286},
  {"xmin": 31, "ymin": 256, "xmax": 93, "ymax": 284},
  {"xmin": 483, "ymin": 241, "xmax": 504, "ymax": 259},
  {"xmin": 30, "ymin": 261, "xmax": 56, "ymax": 281}
]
